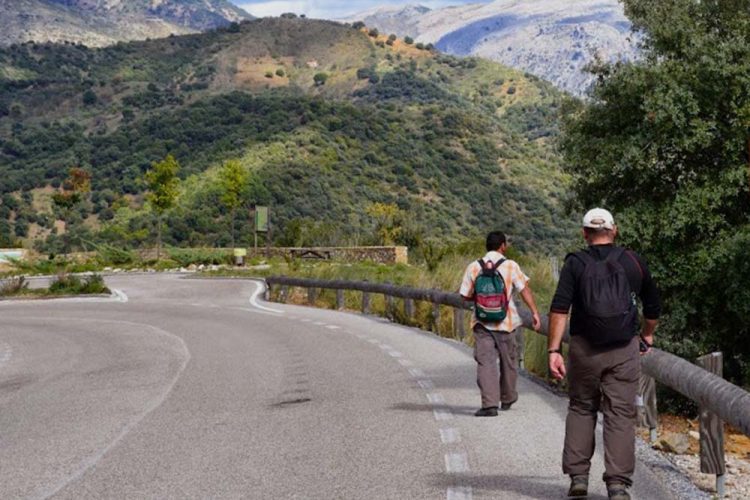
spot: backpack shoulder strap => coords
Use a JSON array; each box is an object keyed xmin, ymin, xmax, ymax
[
  {"xmin": 477, "ymin": 258, "xmax": 486, "ymax": 270},
  {"xmin": 606, "ymin": 246, "xmax": 626, "ymax": 262},
  {"xmin": 567, "ymin": 250, "xmax": 595, "ymax": 266},
  {"xmin": 624, "ymin": 250, "xmax": 644, "ymax": 278}
]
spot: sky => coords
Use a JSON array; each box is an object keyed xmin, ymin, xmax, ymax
[{"xmin": 232, "ymin": 1, "xmax": 488, "ymax": 19}]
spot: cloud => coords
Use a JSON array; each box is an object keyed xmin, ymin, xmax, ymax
[{"xmin": 237, "ymin": 1, "xmax": 482, "ymax": 19}]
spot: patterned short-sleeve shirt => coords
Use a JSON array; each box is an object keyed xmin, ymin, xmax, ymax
[{"xmin": 459, "ymin": 251, "xmax": 529, "ymax": 332}]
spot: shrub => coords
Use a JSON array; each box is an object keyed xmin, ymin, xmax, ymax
[
  {"xmin": 404, "ymin": 36, "xmax": 414, "ymax": 45},
  {"xmin": 313, "ymin": 72, "xmax": 329, "ymax": 86},
  {"xmin": 276, "ymin": 68, "xmax": 285, "ymax": 77},
  {"xmin": 352, "ymin": 21, "xmax": 365, "ymax": 30},
  {"xmin": 167, "ymin": 247, "xmax": 232, "ymax": 266},
  {"xmin": 265, "ymin": 71, "xmax": 274, "ymax": 79},
  {"xmin": 368, "ymin": 28, "xmax": 379, "ymax": 37},
  {"xmin": 0, "ymin": 276, "xmax": 29, "ymax": 296}
]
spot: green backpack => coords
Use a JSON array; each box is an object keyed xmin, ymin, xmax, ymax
[{"xmin": 474, "ymin": 259, "xmax": 509, "ymax": 322}]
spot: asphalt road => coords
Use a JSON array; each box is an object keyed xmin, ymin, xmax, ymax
[{"xmin": 0, "ymin": 274, "xmax": 676, "ymax": 499}]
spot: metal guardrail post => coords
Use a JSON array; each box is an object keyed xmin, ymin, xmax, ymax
[
  {"xmin": 696, "ymin": 352, "xmax": 726, "ymax": 498},
  {"xmin": 280, "ymin": 285, "xmax": 289, "ymax": 303},
  {"xmin": 307, "ymin": 287, "xmax": 316, "ymax": 305},
  {"xmin": 453, "ymin": 308, "xmax": 466, "ymax": 340},
  {"xmin": 638, "ymin": 374, "xmax": 658, "ymax": 443},
  {"xmin": 362, "ymin": 292, "xmax": 371, "ymax": 314},
  {"xmin": 404, "ymin": 298, "xmax": 415, "ymax": 323},
  {"xmin": 431, "ymin": 303, "xmax": 440, "ymax": 333},
  {"xmin": 336, "ymin": 289, "xmax": 345, "ymax": 310},
  {"xmin": 385, "ymin": 294, "xmax": 395, "ymax": 320}
]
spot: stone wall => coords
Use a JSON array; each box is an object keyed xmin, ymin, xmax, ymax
[{"xmin": 134, "ymin": 247, "xmax": 408, "ymax": 265}]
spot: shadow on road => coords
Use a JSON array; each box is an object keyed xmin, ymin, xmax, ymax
[
  {"xmin": 389, "ymin": 402, "xmax": 478, "ymax": 416},
  {"xmin": 430, "ymin": 472, "xmax": 608, "ymax": 499}
]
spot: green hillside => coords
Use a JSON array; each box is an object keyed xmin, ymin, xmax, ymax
[{"xmin": 0, "ymin": 17, "xmax": 575, "ymax": 254}]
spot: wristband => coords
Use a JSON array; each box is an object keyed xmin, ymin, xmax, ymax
[{"xmin": 548, "ymin": 349, "xmax": 562, "ymax": 354}]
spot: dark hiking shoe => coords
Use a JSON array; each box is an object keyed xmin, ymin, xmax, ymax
[
  {"xmin": 474, "ymin": 407, "xmax": 498, "ymax": 417},
  {"xmin": 567, "ymin": 475, "xmax": 588, "ymax": 497},
  {"xmin": 500, "ymin": 398, "xmax": 518, "ymax": 411},
  {"xmin": 607, "ymin": 483, "xmax": 630, "ymax": 500}
]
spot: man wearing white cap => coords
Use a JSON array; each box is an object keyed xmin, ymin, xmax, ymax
[{"xmin": 547, "ymin": 208, "xmax": 661, "ymax": 500}]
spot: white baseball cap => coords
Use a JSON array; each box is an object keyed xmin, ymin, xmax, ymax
[{"xmin": 582, "ymin": 208, "xmax": 615, "ymax": 230}]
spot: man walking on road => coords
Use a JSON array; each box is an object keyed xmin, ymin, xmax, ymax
[
  {"xmin": 460, "ymin": 231, "xmax": 541, "ymax": 417},
  {"xmin": 547, "ymin": 209, "xmax": 661, "ymax": 500}
]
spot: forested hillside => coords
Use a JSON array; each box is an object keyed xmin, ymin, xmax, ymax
[{"xmin": 0, "ymin": 17, "xmax": 575, "ymax": 254}]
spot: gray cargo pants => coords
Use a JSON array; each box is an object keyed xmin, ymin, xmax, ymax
[
  {"xmin": 473, "ymin": 324, "xmax": 518, "ymax": 409},
  {"xmin": 563, "ymin": 335, "xmax": 640, "ymax": 486}
]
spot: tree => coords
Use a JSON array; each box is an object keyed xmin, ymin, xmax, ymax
[
  {"xmin": 52, "ymin": 167, "xmax": 91, "ymax": 252},
  {"xmin": 145, "ymin": 154, "xmax": 180, "ymax": 259},
  {"xmin": 218, "ymin": 159, "xmax": 249, "ymax": 249},
  {"xmin": 313, "ymin": 72, "xmax": 329, "ymax": 86},
  {"xmin": 560, "ymin": 0, "xmax": 750, "ymax": 383},
  {"xmin": 82, "ymin": 89, "xmax": 97, "ymax": 106},
  {"xmin": 366, "ymin": 202, "xmax": 403, "ymax": 245},
  {"xmin": 404, "ymin": 36, "xmax": 414, "ymax": 45}
]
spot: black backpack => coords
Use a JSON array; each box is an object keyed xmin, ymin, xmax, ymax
[{"xmin": 570, "ymin": 247, "xmax": 638, "ymax": 345}]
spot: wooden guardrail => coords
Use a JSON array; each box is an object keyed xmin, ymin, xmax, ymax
[{"xmin": 265, "ymin": 275, "xmax": 750, "ymax": 496}]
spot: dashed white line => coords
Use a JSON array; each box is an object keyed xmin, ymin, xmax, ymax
[
  {"xmin": 408, "ymin": 368, "xmax": 426, "ymax": 378},
  {"xmin": 0, "ymin": 342, "xmax": 12, "ymax": 368},
  {"xmin": 447, "ymin": 486, "xmax": 472, "ymax": 500},
  {"xmin": 367, "ymin": 339, "xmax": 381, "ymax": 345},
  {"xmin": 417, "ymin": 379, "xmax": 434, "ymax": 390},
  {"xmin": 434, "ymin": 408, "xmax": 453, "ymax": 421},
  {"xmin": 426, "ymin": 393, "xmax": 446, "ymax": 405},
  {"xmin": 313, "ymin": 322, "xmax": 326, "ymax": 326},
  {"xmin": 440, "ymin": 428, "xmax": 461, "ymax": 445},
  {"xmin": 387, "ymin": 350, "xmax": 404, "ymax": 358},
  {"xmin": 397, "ymin": 358, "xmax": 414, "ymax": 366},
  {"xmin": 325, "ymin": 325, "xmax": 340, "ymax": 330},
  {"xmin": 379, "ymin": 344, "xmax": 394, "ymax": 350},
  {"xmin": 445, "ymin": 453, "xmax": 469, "ymax": 473}
]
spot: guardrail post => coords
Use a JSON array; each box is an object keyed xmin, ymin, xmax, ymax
[
  {"xmin": 385, "ymin": 294, "xmax": 395, "ymax": 320},
  {"xmin": 362, "ymin": 292, "xmax": 371, "ymax": 314},
  {"xmin": 307, "ymin": 287, "xmax": 316, "ymax": 306},
  {"xmin": 515, "ymin": 328, "xmax": 525, "ymax": 370},
  {"xmin": 431, "ymin": 303, "xmax": 440, "ymax": 333},
  {"xmin": 280, "ymin": 285, "xmax": 289, "ymax": 303},
  {"xmin": 336, "ymin": 289, "xmax": 345, "ymax": 310},
  {"xmin": 453, "ymin": 308, "xmax": 466, "ymax": 340},
  {"xmin": 638, "ymin": 374, "xmax": 658, "ymax": 443},
  {"xmin": 404, "ymin": 298, "xmax": 415, "ymax": 323},
  {"xmin": 696, "ymin": 352, "xmax": 726, "ymax": 498},
  {"xmin": 264, "ymin": 285, "xmax": 270, "ymax": 301}
]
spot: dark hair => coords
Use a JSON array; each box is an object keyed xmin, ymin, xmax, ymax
[
  {"xmin": 486, "ymin": 231, "xmax": 507, "ymax": 252},
  {"xmin": 583, "ymin": 227, "xmax": 612, "ymax": 237}
]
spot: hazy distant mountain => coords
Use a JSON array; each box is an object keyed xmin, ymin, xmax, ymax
[
  {"xmin": 0, "ymin": 0, "xmax": 252, "ymax": 47},
  {"xmin": 345, "ymin": 1, "xmax": 639, "ymax": 96}
]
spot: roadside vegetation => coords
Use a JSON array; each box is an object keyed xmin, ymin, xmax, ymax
[{"xmin": 0, "ymin": 273, "xmax": 109, "ymax": 298}]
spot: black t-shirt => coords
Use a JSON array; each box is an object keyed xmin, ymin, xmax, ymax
[{"xmin": 550, "ymin": 244, "xmax": 661, "ymax": 337}]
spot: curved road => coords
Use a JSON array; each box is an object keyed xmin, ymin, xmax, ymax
[{"xmin": 0, "ymin": 274, "xmax": 674, "ymax": 499}]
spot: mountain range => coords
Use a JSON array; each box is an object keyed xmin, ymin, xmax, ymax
[
  {"xmin": 345, "ymin": 1, "xmax": 639, "ymax": 96},
  {"xmin": 0, "ymin": 17, "xmax": 575, "ymax": 252},
  {"xmin": 0, "ymin": 0, "xmax": 252, "ymax": 47}
]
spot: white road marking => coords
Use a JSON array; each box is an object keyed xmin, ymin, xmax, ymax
[
  {"xmin": 25, "ymin": 316, "xmax": 191, "ymax": 500},
  {"xmin": 0, "ymin": 342, "xmax": 12, "ymax": 368},
  {"xmin": 387, "ymin": 350, "xmax": 404, "ymax": 358},
  {"xmin": 367, "ymin": 339, "xmax": 381, "ymax": 345},
  {"xmin": 325, "ymin": 325, "xmax": 340, "ymax": 330},
  {"xmin": 445, "ymin": 453, "xmax": 469, "ymax": 473},
  {"xmin": 417, "ymin": 379, "xmax": 434, "ymax": 390},
  {"xmin": 248, "ymin": 281, "xmax": 283, "ymax": 314},
  {"xmin": 447, "ymin": 486, "xmax": 472, "ymax": 500},
  {"xmin": 426, "ymin": 393, "xmax": 445, "ymax": 405},
  {"xmin": 434, "ymin": 408, "xmax": 453, "ymax": 421},
  {"xmin": 300, "ymin": 319, "xmax": 312, "ymax": 323},
  {"xmin": 111, "ymin": 289, "xmax": 129, "ymax": 302},
  {"xmin": 379, "ymin": 344, "xmax": 394, "ymax": 350},
  {"xmin": 314, "ymin": 322, "xmax": 326, "ymax": 326},
  {"xmin": 408, "ymin": 368, "xmax": 426, "ymax": 378},
  {"xmin": 397, "ymin": 358, "xmax": 414, "ymax": 366},
  {"xmin": 440, "ymin": 428, "xmax": 461, "ymax": 445}
]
